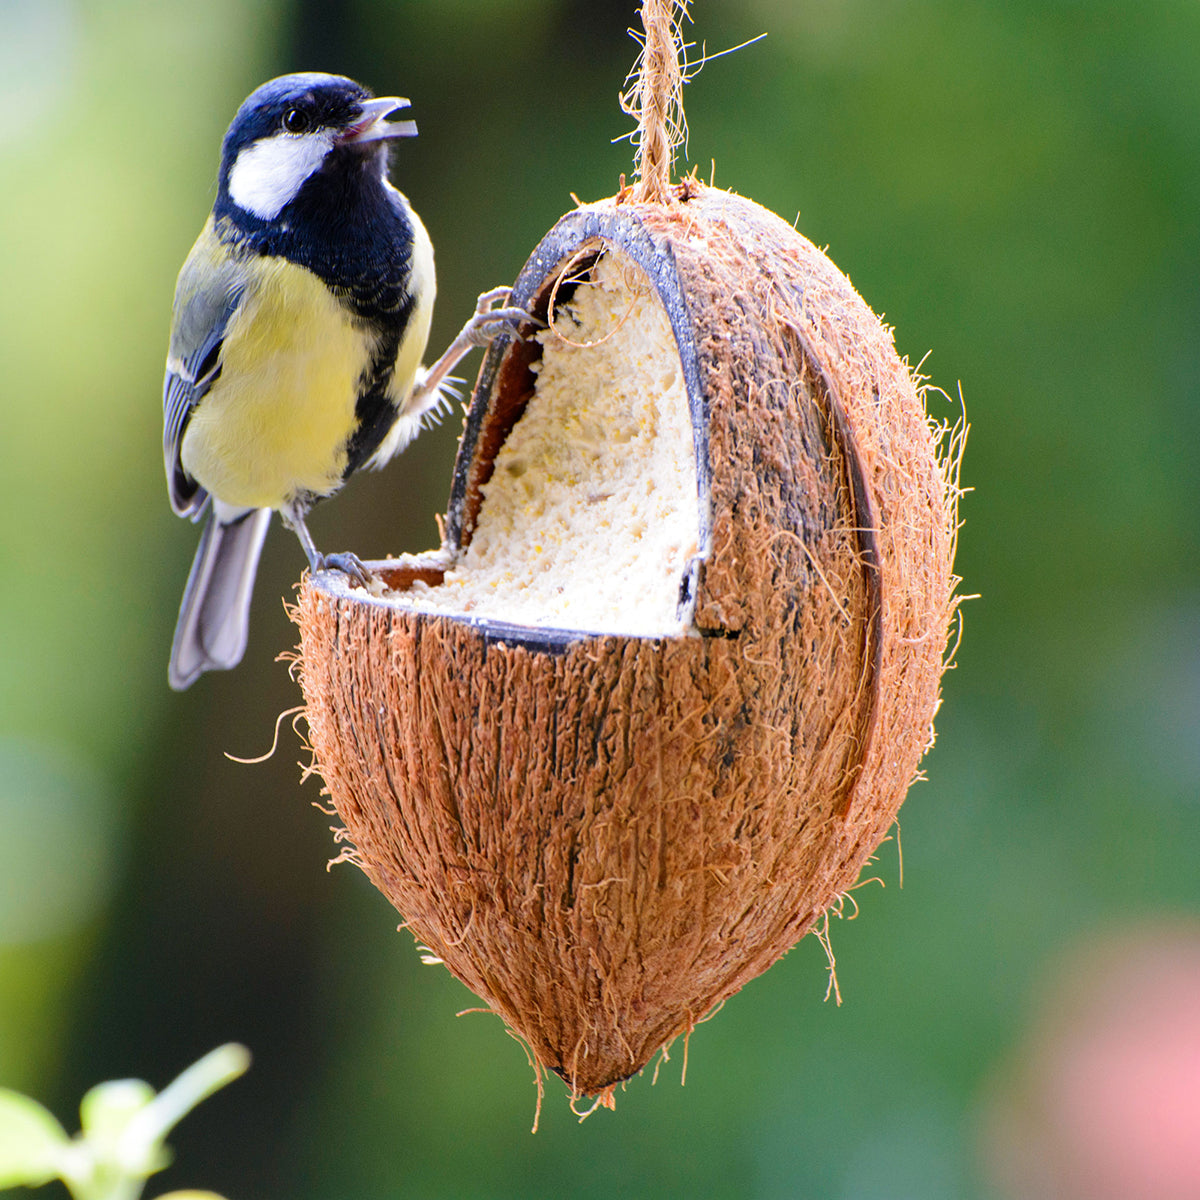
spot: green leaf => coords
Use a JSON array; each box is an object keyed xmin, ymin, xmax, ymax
[
  {"xmin": 125, "ymin": 1045, "xmax": 250, "ymax": 1154},
  {"xmin": 79, "ymin": 1079, "xmax": 156, "ymax": 1144},
  {"xmin": 153, "ymin": 1192, "xmax": 229, "ymax": 1199},
  {"xmin": 0, "ymin": 1088, "xmax": 70, "ymax": 1188}
]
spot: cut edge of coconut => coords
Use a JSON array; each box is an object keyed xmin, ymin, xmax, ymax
[{"xmin": 318, "ymin": 212, "xmax": 718, "ymax": 646}]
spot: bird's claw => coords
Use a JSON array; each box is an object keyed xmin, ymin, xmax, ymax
[
  {"xmin": 464, "ymin": 287, "xmax": 543, "ymax": 348},
  {"xmin": 319, "ymin": 551, "xmax": 373, "ymax": 588},
  {"xmin": 474, "ymin": 285, "xmax": 515, "ymax": 314}
]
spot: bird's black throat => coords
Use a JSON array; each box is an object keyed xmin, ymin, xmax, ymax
[{"xmin": 214, "ymin": 143, "xmax": 417, "ymax": 330}]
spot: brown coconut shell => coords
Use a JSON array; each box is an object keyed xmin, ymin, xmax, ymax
[{"xmin": 294, "ymin": 184, "xmax": 959, "ymax": 1099}]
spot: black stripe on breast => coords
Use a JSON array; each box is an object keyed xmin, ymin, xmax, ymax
[{"xmin": 342, "ymin": 288, "xmax": 417, "ymax": 477}]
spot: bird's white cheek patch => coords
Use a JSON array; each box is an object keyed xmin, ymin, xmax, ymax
[{"xmin": 228, "ymin": 131, "xmax": 333, "ymax": 220}]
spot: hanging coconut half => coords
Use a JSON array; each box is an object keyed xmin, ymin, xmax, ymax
[{"xmin": 293, "ymin": 180, "xmax": 962, "ymax": 1100}]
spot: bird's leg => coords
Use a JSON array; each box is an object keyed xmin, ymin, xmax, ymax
[
  {"xmin": 281, "ymin": 502, "xmax": 371, "ymax": 587},
  {"xmin": 407, "ymin": 285, "xmax": 541, "ymax": 419}
]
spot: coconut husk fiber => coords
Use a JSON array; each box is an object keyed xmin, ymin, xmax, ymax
[{"xmin": 294, "ymin": 184, "xmax": 960, "ymax": 1100}]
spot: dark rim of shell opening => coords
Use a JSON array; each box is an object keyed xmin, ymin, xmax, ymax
[{"xmin": 313, "ymin": 208, "xmax": 714, "ymax": 653}]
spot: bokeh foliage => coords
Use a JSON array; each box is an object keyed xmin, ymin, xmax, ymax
[{"xmin": 1, "ymin": 0, "xmax": 1198, "ymax": 1196}]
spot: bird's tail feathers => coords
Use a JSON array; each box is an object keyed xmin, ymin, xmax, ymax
[{"xmin": 169, "ymin": 507, "xmax": 272, "ymax": 690}]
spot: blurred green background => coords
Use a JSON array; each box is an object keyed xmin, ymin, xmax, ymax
[{"xmin": 2, "ymin": 0, "xmax": 1199, "ymax": 1196}]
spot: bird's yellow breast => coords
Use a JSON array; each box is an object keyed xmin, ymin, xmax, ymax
[{"xmin": 181, "ymin": 256, "xmax": 369, "ymax": 509}]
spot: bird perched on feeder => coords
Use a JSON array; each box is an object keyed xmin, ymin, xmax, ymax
[{"xmin": 163, "ymin": 71, "xmax": 525, "ymax": 690}]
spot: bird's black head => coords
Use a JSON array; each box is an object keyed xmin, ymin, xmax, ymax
[{"xmin": 216, "ymin": 72, "xmax": 417, "ymax": 224}]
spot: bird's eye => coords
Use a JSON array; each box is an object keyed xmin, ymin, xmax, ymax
[{"xmin": 282, "ymin": 108, "xmax": 311, "ymax": 133}]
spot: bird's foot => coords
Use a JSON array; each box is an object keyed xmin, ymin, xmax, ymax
[
  {"xmin": 281, "ymin": 505, "xmax": 371, "ymax": 587},
  {"xmin": 463, "ymin": 286, "xmax": 543, "ymax": 348},
  {"xmin": 406, "ymin": 287, "xmax": 543, "ymax": 417},
  {"xmin": 318, "ymin": 551, "xmax": 373, "ymax": 588}
]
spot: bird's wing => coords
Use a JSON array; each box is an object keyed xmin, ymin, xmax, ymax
[{"xmin": 163, "ymin": 224, "xmax": 248, "ymax": 518}]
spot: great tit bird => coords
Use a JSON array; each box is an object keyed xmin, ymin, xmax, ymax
[{"xmin": 164, "ymin": 72, "xmax": 522, "ymax": 690}]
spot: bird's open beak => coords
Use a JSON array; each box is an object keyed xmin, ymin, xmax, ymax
[{"xmin": 339, "ymin": 97, "xmax": 418, "ymax": 144}]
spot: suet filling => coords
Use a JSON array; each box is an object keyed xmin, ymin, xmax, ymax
[{"xmin": 395, "ymin": 250, "xmax": 700, "ymax": 635}]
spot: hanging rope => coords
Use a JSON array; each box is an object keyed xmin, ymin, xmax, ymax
[{"xmin": 620, "ymin": 0, "xmax": 689, "ymax": 203}]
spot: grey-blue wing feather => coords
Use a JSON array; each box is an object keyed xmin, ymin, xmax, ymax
[{"xmin": 163, "ymin": 228, "xmax": 248, "ymax": 517}]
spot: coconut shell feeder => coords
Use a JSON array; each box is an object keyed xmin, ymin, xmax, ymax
[{"xmin": 293, "ymin": 0, "xmax": 962, "ymax": 1107}]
